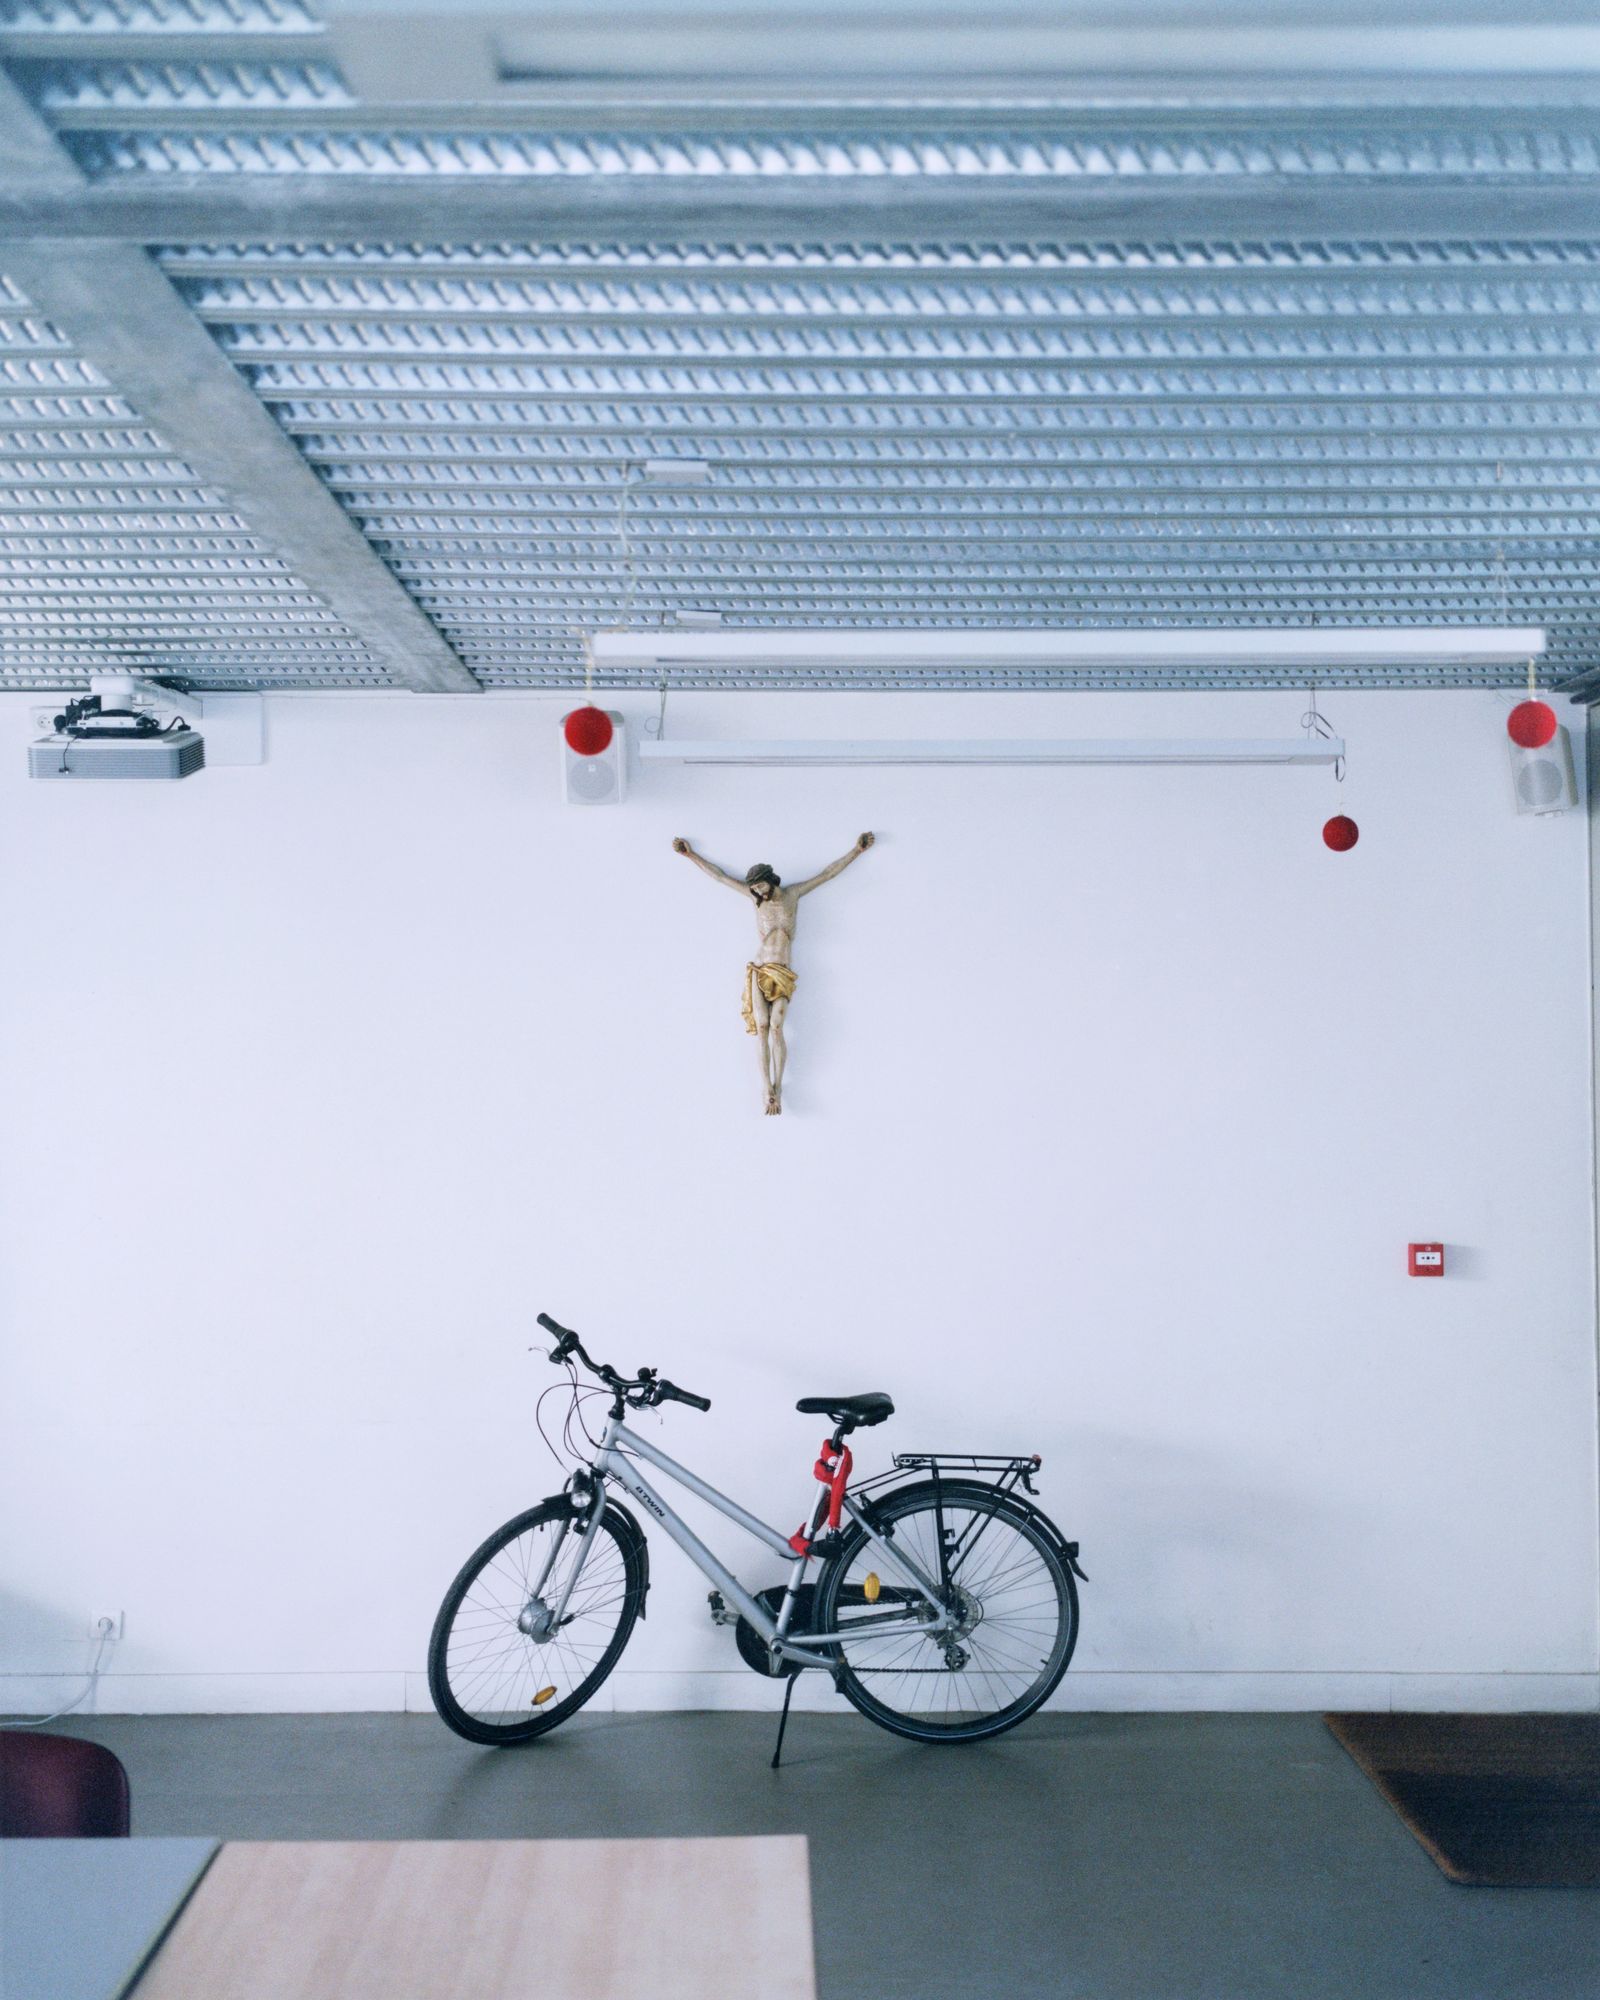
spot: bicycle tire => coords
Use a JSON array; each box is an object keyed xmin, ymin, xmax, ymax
[
  {"xmin": 428, "ymin": 1500, "xmax": 645, "ymax": 1746},
  {"xmin": 816, "ymin": 1479, "xmax": 1078, "ymax": 1745}
]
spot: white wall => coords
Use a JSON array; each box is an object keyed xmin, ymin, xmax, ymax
[{"xmin": 2, "ymin": 688, "xmax": 1596, "ymax": 1716}]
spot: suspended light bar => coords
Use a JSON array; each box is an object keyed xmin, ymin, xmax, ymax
[
  {"xmin": 641, "ymin": 737, "xmax": 1344, "ymax": 768},
  {"xmin": 490, "ymin": 20, "xmax": 1600, "ymax": 85},
  {"xmin": 593, "ymin": 627, "xmax": 1545, "ymax": 676}
]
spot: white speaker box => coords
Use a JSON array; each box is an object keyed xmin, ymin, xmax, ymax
[
  {"xmin": 560, "ymin": 709, "xmax": 626, "ymax": 805},
  {"xmin": 1507, "ymin": 724, "xmax": 1577, "ymax": 816}
]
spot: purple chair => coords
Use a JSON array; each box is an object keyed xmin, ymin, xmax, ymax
[{"xmin": 0, "ymin": 1732, "xmax": 130, "ymax": 1837}]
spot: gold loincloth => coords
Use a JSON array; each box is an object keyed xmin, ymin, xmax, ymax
[{"xmin": 742, "ymin": 961, "xmax": 798, "ymax": 1034}]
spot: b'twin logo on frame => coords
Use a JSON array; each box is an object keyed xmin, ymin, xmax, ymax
[{"xmin": 632, "ymin": 1486, "xmax": 667, "ymax": 1521}]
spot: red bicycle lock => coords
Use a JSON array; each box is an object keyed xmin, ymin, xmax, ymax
[{"xmin": 788, "ymin": 1436, "xmax": 853, "ymax": 1556}]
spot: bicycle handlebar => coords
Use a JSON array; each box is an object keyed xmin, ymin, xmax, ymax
[
  {"xmin": 535, "ymin": 1311, "xmax": 711, "ymax": 1413},
  {"xmin": 536, "ymin": 1311, "xmax": 583, "ymax": 1362},
  {"xmin": 655, "ymin": 1379, "xmax": 712, "ymax": 1413}
]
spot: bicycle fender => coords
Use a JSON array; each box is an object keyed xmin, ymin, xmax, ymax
[
  {"xmin": 560, "ymin": 1470, "xmax": 652, "ymax": 1615},
  {"xmin": 601, "ymin": 1497, "xmax": 652, "ymax": 1617},
  {"xmin": 1020, "ymin": 1512, "xmax": 1088, "ymax": 1582},
  {"xmin": 845, "ymin": 1477, "xmax": 1087, "ymax": 1582}
]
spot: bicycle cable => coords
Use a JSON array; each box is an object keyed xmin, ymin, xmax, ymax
[{"xmin": 535, "ymin": 1367, "xmax": 579, "ymax": 1473}]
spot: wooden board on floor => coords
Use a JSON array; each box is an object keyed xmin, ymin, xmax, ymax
[{"xmin": 131, "ymin": 1836, "xmax": 816, "ymax": 2000}]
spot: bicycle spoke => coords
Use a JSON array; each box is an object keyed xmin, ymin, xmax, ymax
[
  {"xmin": 829, "ymin": 1489, "xmax": 1074, "ymax": 1738},
  {"xmin": 432, "ymin": 1507, "xmax": 640, "ymax": 1737}
]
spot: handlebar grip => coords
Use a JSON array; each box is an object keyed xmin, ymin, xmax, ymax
[
  {"xmin": 659, "ymin": 1381, "xmax": 711, "ymax": 1413},
  {"xmin": 536, "ymin": 1311, "xmax": 579, "ymax": 1361}
]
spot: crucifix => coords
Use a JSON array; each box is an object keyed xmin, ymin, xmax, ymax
[{"xmin": 672, "ymin": 832, "xmax": 875, "ymax": 1115}]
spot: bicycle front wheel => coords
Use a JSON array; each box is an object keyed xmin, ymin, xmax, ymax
[
  {"xmin": 428, "ymin": 1500, "xmax": 644, "ymax": 1745},
  {"xmin": 816, "ymin": 1480, "xmax": 1078, "ymax": 1744}
]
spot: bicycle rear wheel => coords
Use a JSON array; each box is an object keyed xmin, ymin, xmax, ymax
[
  {"xmin": 816, "ymin": 1480, "xmax": 1077, "ymax": 1744},
  {"xmin": 428, "ymin": 1500, "xmax": 644, "ymax": 1745}
]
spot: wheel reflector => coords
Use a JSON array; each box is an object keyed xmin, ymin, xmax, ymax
[
  {"xmin": 863, "ymin": 1572, "xmax": 881, "ymax": 1603},
  {"xmin": 532, "ymin": 1686, "xmax": 557, "ymax": 1706}
]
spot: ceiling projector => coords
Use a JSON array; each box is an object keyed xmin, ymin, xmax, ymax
[{"xmin": 30, "ymin": 678, "xmax": 204, "ymax": 781}]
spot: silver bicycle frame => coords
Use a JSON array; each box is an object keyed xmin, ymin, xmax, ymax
[{"xmin": 545, "ymin": 1413, "xmax": 952, "ymax": 1670}]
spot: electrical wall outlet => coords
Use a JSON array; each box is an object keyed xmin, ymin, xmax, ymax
[{"xmin": 89, "ymin": 1612, "xmax": 124, "ymax": 1641}]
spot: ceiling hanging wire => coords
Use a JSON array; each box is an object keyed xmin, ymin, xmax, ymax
[
  {"xmin": 613, "ymin": 462, "xmax": 641, "ymax": 637},
  {"xmin": 1304, "ymin": 683, "xmax": 1359, "ymax": 849},
  {"xmin": 1491, "ymin": 461, "xmax": 1542, "ymax": 708},
  {"xmin": 577, "ymin": 458, "xmax": 640, "ymax": 703},
  {"xmin": 1301, "ymin": 686, "xmax": 1346, "ymax": 785}
]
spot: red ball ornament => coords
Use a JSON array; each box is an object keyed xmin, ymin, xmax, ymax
[
  {"xmin": 563, "ymin": 705, "xmax": 614, "ymax": 756},
  {"xmin": 1322, "ymin": 814, "xmax": 1360, "ymax": 853},
  {"xmin": 1507, "ymin": 699, "xmax": 1557, "ymax": 750}
]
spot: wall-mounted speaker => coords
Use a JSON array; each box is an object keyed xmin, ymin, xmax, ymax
[
  {"xmin": 1507, "ymin": 724, "xmax": 1578, "ymax": 816},
  {"xmin": 560, "ymin": 708, "xmax": 626, "ymax": 806}
]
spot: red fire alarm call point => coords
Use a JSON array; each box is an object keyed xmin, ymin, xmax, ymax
[{"xmin": 1408, "ymin": 1243, "xmax": 1445, "ymax": 1277}]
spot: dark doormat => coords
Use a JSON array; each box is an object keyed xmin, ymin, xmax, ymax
[{"xmin": 1325, "ymin": 1712, "xmax": 1600, "ymax": 1887}]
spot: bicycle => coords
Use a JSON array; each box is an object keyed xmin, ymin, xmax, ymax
[{"xmin": 428, "ymin": 1313, "xmax": 1088, "ymax": 1755}]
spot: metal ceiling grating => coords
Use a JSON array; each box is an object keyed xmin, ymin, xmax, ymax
[
  {"xmin": 0, "ymin": 264, "xmax": 382, "ymax": 686},
  {"xmin": 0, "ymin": 0, "xmax": 322, "ymax": 35},
  {"xmin": 3, "ymin": 0, "xmax": 1600, "ymax": 693},
  {"xmin": 158, "ymin": 237, "xmax": 1600, "ymax": 691},
  {"xmin": 50, "ymin": 122, "xmax": 1600, "ymax": 182}
]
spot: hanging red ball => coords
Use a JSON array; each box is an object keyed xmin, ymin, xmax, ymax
[
  {"xmin": 563, "ymin": 705, "xmax": 614, "ymax": 756},
  {"xmin": 1322, "ymin": 814, "xmax": 1360, "ymax": 852},
  {"xmin": 1507, "ymin": 699, "xmax": 1558, "ymax": 749}
]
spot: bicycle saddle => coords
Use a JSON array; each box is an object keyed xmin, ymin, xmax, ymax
[{"xmin": 795, "ymin": 1393, "xmax": 894, "ymax": 1428}]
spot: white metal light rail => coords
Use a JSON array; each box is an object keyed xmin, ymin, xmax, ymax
[
  {"xmin": 623, "ymin": 630, "xmax": 1540, "ymax": 764},
  {"xmin": 640, "ymin": 737, "xmax": 1345, "ymax": 768},
  {"xmin": 597, "ymin": 628, "xmax": 1546, "ymax": 678}
]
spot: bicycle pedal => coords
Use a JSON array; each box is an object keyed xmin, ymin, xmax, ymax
[{"xmin": 707, "ymin": 1589, "xmax": 738, "ymax": 1627}]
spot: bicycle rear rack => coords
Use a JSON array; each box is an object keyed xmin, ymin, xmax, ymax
[
  {"xmin": 888, "ymin": 1452, "xmax": 1043, "ymax": 1497},
  {"xmin": 876, "ymin": 1452, "xmax": 1086, "ymax": 1580}
]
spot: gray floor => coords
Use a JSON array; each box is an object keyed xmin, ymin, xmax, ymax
[{"xmin": 44, "ymin": 1710, "xmax": 1600, "ymax": 2000}]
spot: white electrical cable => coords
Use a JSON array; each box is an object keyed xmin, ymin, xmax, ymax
[{"xmin": 3, "ymin": 1623, "xmax": 116, "ymax": 1729}]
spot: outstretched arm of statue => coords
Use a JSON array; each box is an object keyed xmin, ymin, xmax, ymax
[
  {"xmin": 792, "ymin": 831, "xmax": 875, "ymax": 897},
  {"xmin": 672, "ymin": 837, "xmax": 746, "ymax": 891}
]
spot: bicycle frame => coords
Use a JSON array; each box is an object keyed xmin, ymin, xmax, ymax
[{"xmin": 537, "ymin": 1413, "xmax": 955, "ymax": 1671}]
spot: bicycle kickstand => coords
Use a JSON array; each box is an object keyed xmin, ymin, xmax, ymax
[{"xmin": 770, "ymin": 1674, "xmax": 798, "ymax": 1770}]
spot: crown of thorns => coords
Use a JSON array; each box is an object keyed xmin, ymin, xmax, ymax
[{"xmin": 744, "ymin": 864, "xmax": 781, "ymax": 890}]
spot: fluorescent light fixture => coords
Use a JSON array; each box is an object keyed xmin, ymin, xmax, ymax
[
  {"xmin": 641, "ymin": 738, "xmax": 1344, "ymax": 768},
  {"xmin": 593, "ymin": 627, "xmax": 1545, "ymax": 674},
  {"xmin": 491, "ymin": 19, "xmax": 1600, "ymax": 84}
]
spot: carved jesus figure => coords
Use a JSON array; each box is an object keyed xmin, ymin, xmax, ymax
[{"xmin": 672, "ymin": 832, "xmax": 875, "ymax": 1115}]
